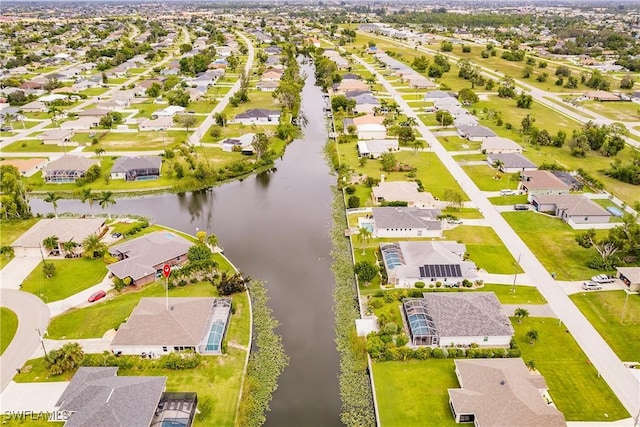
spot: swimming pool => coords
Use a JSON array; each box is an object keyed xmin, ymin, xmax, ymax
[
  {"xmin": 204, "ymin": 320, "xmax": 226, "ymax": 352},
  {"xmin": 358, "ymin": 219, "xmax": 374, "ymax": 233},
  {"xmin": 606, "ymin": 206, "xmax": 623, "ymax": 217}
]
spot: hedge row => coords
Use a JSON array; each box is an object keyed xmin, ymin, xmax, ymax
[{"xmin": 330, "ymin": 188, "xmax": 376, "ymax": 427}]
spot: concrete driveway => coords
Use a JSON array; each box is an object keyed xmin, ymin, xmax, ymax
[
  {"xmin": 0, "ymin": 256, "xmax": 41, "ymax": 290},
  {"xmin": 47, "ymin": 273, "xmax": 112, "ymax": 317},
  {"xmin": 0, "ymin": 290, "xmax": 50, "ymax": 392},
  {"xmin": 0, "ymin": 381, "xmax": 68, "ymax": 412}
]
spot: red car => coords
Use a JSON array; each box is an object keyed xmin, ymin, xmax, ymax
[{"xmin": 88, "ymin": 290, "xmax": 106, "ymax": 303}]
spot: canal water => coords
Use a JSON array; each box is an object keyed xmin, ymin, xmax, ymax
[{"xmin": 30, "ymin": 61, "xmax": 342, "ymax": 426}]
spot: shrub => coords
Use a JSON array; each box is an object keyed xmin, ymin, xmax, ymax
[
  {"xmin": 395, "ymin": 334, "xmax": 408, "ymax": 347},
  {"xmin": 435, "ymin": 281, "xmax": 442, "ymax": 288},
  {"xmin": 347, "ymin": 195, "xmax": 360, "ymax": 208},
  {"xmin": 368, "ymin": 297, "xmax": 383, "ymax": 309},
  {"xmin": 197, "ymin": 397, "xmax": 213, "ymax": 421},
  {"xmin": 383, "ymin": 322, "xmax": 399, "ymax": 335},
  {"xmin": 414, "ymin": 281, "xmax": 425, "ymax": 289},
  {"xmin": 344, "ymin": 185, "xmax": 356, "ymax": 195},
  {"xmin": 431, "ymin": 348, "xmax": 446, "ymax": 359},
  {"xmin": 162, "ymin": 351, "xmax": 201, "ymax": 369}
]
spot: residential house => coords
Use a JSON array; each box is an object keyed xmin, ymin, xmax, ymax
[
  {"xmin": 351, "ymin": 93, "xmax": 380, "ymax": 115},
  {"xmin": 60, "ymin": 116, "xmax": 99, "ymax": 130},
  {"xmin": 0, "ymin": 158, "xmax": 47, "ymax": 177},
  {"xmin": 55, "ymin": 367, "xmax": 170, "ymax": 427},
  {"xmin": 357, "ymin": 139, "xmax": 399, "ymax": 158},
  {"xmin": 408, "ymin": 76, "xmax": 437, "ymax": 89},
  {"xmin": 402, "ymin": 292, "xmax": 512, "ymax": 346},
  {"xmin": 139, "ymin": 116, "xmax": 173, "ymax": 131},
  {"xmin": 107, "ymin": 231, "xmax": 193, "ymax": 286},
  {"xmin": 11, "ymin": 218, "xmax": 106, "ymax": 257},
  {"xmin": 424, "ymin": 90, "xmax": 455, "ymax": 101},
  {"xmin": 264, "ymin": 46, "xmax": 282, "ymax": 55},
  {"xmin": 152, "ymin": 105, "xmax": 186, "ymax": 119},
  {"xmin": 256, "ymin": 81, "xmax": 279, "ymax": 92},
  {"xmin": 458, "ymin": 125, "xmax": 497, "ymax": 142},
  {"xmin": 520, "ymin": 170, "xmax": 571, "ymax": 196},
  {"xmin": 551, "ymin": 171, "xmax": 584, "ymax": 191},
  {"xmin": 617, "ymin": 267, "xmax": 640, "ymax": 292},
  {"xmin": 77, "ymin": 108, "xmax": 110, "ymax": 119},
  {"xmin": 530, "ymin": 194, "xmax": 611, "ymax": 227},
  {"xmin": 37, "ymin": 129, "xmax": 76, "ymax": 146},
  {"xmin": 43, "ymin": 155, "xmax": 99, "ymax": 183},
  {"xmin": 110, "ymin": 156, "xmax": 162, "ymax": 181},
  {"xmin": 372, "ymin": 181, "xmax": 439, "ymax": 208},
  {"xmin": 220, "ymin": 133, "xmax": 255, "ymax": 153},
  {"xmin": 585, "ymin": 91, "xmax": 621, "ymax": 102},
  {"xmin": 261, "ymin": 69, "xmax": 283, "ymax": 82},
  {"xmin": 383, "ymin": 241, "xmax": 478, "ymax": 288},
  {"xmin": 232, "ymin": 109, "xmax": 281, "ymax": 125},
  {"xmin": 335, "ymin": 79, "xmax": 370, "ymax": 93},
  {"xmin": 350, "ymin": 114, "xmax": 387, "ymax": 140},
  {"xmin": 481, "ymin": 136, "xmax": 522, "ymax": 154},
  {"xmin": 486, "ymin": 153, "xmax": 537, "ymax": 173},
  {"xmin": 448, "ymin": 359, "xmax": 566, "ymax": 426},
  {"xmin": 111, "ymin": 297, "xmax": 231, "ymax": 355},
  {"xmin": 371, "ymin": 207, "xmax": 442, "ymax": 238},
  {"xmin": 19, "ymin": 100, "xmax": 47, "ymax": 113}
]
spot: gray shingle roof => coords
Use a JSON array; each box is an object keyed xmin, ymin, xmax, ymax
[
  {"xmin": 487, "ymin": 153, "xmax": 536, "ymax": 169},
  {"xmin": 57, "ymin": 367, "xmax": 166, "ymax": 427},
  {"xmin": 421, "ymin": 292, "xmax": 513, "ymax": 337},
  {"xmin": 111, "ymin": 297, "xmax": 218, "ymax": 347},
  {"xmin": 372, "ymin": 207, "xmax": 442, "ymax": 230},
  {"xmin": 449, "ymin": 359, "xmax": 566, "ymax": 427},
  {"xmin": 111, "ymin": 156, "xmax": 162, "ymax": 174},
  {"xmin": 458, "ymin": 125, "xmax": 497, "ymax": 138},
  {"xmin": 107, "ymin": 231, "xmax": 192, "ymax": 281},
  {"xmin": 234, "ymin": 108, "xmax": 280, "ymax": 119}
]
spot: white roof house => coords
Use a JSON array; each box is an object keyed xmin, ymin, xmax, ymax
[
  {"xmin": 481, "ymin": 137, "xmax": 522, "ymax": 154},
  {"xmin": 357, "ymin": 139, "xmax": 399, "ymax": 158},
  {"xmin": 371, "ymin": 181, "xmax": 438, "ymax": 208}
]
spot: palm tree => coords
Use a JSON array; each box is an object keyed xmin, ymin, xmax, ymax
[
  {"xmin": 412, "ymin": 140, "xmax": 424, "ymax": 155},
  {"xmin": 514, "ymin": 308, "xmax": 529, "ymax": 324},
  {"xmin": 358, "ymin": 226, "xmax": 373, "ymax": 255},
  {"xmin": 97, "ymin": 191, "xmax": 116, "ymax": 219},
  {"xmin": 82, "ymin": 234, "xmax": 106, "ymax": 258},
  {"xmin": 42, "ymin": 235, "xmax": 59, "ymax": 254},
  {"xmin": 403, "ymin": 117, "xmax": 418, "ymax": 128},
  {"xmin": 61, "ymin": 239, "xmax": 77, "ymax": 258},
  {"xmin": 45, "ymin": 342, "xmax": 84, "ymax": 375},
  {"xmin": 526, "ymin": 329, "xmax": 539, "ymax": 345},
  {"xmin": 79, "ymin": 188, "xmax": 95, "ymax": 217},
  {"xmin": 43, "ymin": 192, "xmax": 61, "ymax": 218},
  {"xmin": 207, "ymin": 233, "xmax": 219, "ymax": 249},
  {"xmin": 94, "ymin": 148, "xmax": 105, "ymax": 158},
  {"xmin": 492, "ymin": 159, "xmax": 505, "ymax": 171}
]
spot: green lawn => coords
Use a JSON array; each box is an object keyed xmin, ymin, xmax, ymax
[
  {"xmin": 463, "ymin": 166, "xmax": 520, "ymax": 191},
  {"xmin": 444, "ymin": 226, "xmax": 523, "ymax": 274},
  {"xmin": 373, "ymin": 359, "xmax": 459, "ymax": 427},
  {"xmin": 88, "ymin": 130, "xmax": 189, "ymax": 151},
  {"xmin": 488, "ymin": 194, "xmax": 529, "ymax": 205},
  {"xmin": 0, "ymin": 218, "xmax": 39, "ymax": 246},
  {"xmin": 438, "ymin": 135, "xmax": 481, "ymax": 152},
  {"xmin": 581, "ymin": 101, "xmax": 639, "ymax": 122},
  {"xmin": 2, "ymin": 139, "xmax": 67, "ymax": 153},
  {"xmin": 222, "ymin": 90, "xmax": 281, "ymax": 118},
  {"xmin": 502, "ymin": 211, "xmax": 601, "ymax": 280},
  {"xmin": 483, "ymin": 284, "xmax": 546, "ymax": 304},
  {"xmin": 514, "ymin": 317, "xmax": 629, "ymax": 421},
  {"xmin": 0, "ymin": 307, "xmax": 18, "ymax": 355},
  {"xmin": 79, "ymin": 87, "xmax": 109, "ymax": 97},
  {"xmin": 22, "ymin": 258, "xmax": 107, "ymax": 303},
  {"xmin": 570, "ymin": 291, "xmax": 640, "ymax": 361},
  {"xmin": 130, "ymin": 101, "xmax": 165, "ymax": 119}
]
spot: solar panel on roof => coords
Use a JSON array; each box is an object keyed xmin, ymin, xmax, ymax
[{"xmin": 419, "ymin": 264, "xmax": 463, "ymax": 278}]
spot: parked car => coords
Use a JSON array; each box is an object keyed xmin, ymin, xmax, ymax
[
  {"xmin": 591, "ymin": 274, "xmax": 615, "ymax": 284},
  {"xmin": 447, "ymin": 218, "xmax": 463, "ymax": 224},
  {"xmin": 0, "ymin": 125, "xmax": 13, "ymax": 131},
  {"xmin": 111, "ymin": 232, "xmax": 123, "ymax": 239},
  {"xmin": 514, "ymin": 204, "xmax": 529, "ymax": 211},
  {"xmin": 88, "ymin": 290, "xmax": 106, "ymax": 302},
  {"xmin": 500, "ymin": 189, "xmax": 516, "ymax": 196},
  {"xmin": 582, "ymin": 281, "xmax": 603, "ymax": 291}
]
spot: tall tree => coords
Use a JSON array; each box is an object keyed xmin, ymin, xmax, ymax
[
  {"xmin": 514, "ymin": 308, "xmax": 529, "ymax": 324},
  {"xmin": 357, "ymin": 226, "xmax": 373, "ymax": 255},
  {"xmin": 61, "ymin": 240, "xmax": 77, "ymax": 258},
  {"xmin": 79, "ymin": 188, "xmax": 95, "ymax": 217},
  {"xmin": 97, "ymin": 191, "xmax": 116, "ymax": 219},
  {"xmin": 42, "ymin": 235, "xmax": 59, "ymax": 254},
  {"xmin": 43, "ymin": 192, "xmax": 62, "ymax": 218},
  {"xmin": 82, "ymin": 234, "xmax": 107, "ymax": 258},
  {"xmin": 251, "ymin": 133, "xmax": 270, "ymax": 162}
]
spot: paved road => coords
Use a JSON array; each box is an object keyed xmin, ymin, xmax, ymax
[
  {"xmin": 0, "ymin": 290, "xmax": 50, "ymax": 393},
  {"xmin": 188, "ymin": 32, "xmax": 255, "ymax": 146},
  {"xmin": 354, "ymin": 55, "xmax": 640, "ymax": 419}
]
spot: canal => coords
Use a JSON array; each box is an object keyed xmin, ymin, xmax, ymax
[{"xmin": 30, "ymin": 61, "xmax": 342, "ymax": 425}]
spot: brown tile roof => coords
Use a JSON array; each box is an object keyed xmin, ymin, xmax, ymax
[{"xmin": 353, "ymin": 114, "xmax": 384, "ymax": 126}]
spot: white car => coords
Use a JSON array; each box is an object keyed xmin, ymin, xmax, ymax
[
  {"xmin": 499, "ymin": 189, "xmax": 516, "ymax": 196},
  {"xmin": 582, "ymin": 281, "xmax": 603, "ymax": 290},
  {"xmin": 591, "ymin": 274, "xmax": 615, "ymax": 284}
]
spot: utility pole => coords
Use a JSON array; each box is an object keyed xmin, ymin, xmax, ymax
[
  {"xmin": 36, "ymin": 328, "xmax": 47, "ymax": 357},
  {"xmin": 512, "ymin": 253, "xmax": 522, "ymax": 294}
]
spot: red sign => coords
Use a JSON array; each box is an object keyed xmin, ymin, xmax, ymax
[{"xmin": 163, "ymin": 264, "xmax": 171, "ymax": 278}]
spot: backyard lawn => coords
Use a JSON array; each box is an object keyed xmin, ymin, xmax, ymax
[
  {"xmin": 0, "ymin": 307, "xmax": 18, "ymax": 355},
  {"xmin": 438, "ymin": 135, "xmax": 481, "ymax": 152},
  {"xmin": 372, "ymin": 359, "xmax": 459, "ymax": 427},
  {"xmin": 2, "ymin": 139, "xmax": 66, "ymax": 153},
  {"xmin": 570, "ymin": 290, "xmax": 640, "ymax": 362},
  {"xmin": 502, "ymin": 211, "xmax": 601, "ymax": 281},
  {"xmin": 0, "ymin": 218, "xmax": 39, "ymax": 246},
  {"xmin": 488, "ymin": 194, "xmax": 529, "ymax": 205},
  {"xmin": 21, "ymin": 258, "xmax": 107, "ymax": 303},
  {"xmin": 514, "ymin": 317, "xmax": 629, "ymax": 421}
]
